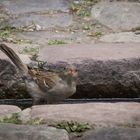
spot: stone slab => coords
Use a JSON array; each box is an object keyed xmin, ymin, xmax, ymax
[
  {"xmin": 0, "ymin": 124, "xmax": 69, "ymax": 140},
  {"xmin": 80, "ymin": 127, "xmax": 140, "ymax": 140},
  {"xmin": 26, "ymin": 102, "xmax": 140, "ymax": 127},
  {"xmin": 37, "ymin": 43, "xmax": 140, "ymax": 98},
  {"xmin": 1, "ymin": 0, "xmax": 70, "ymax": 14},
  {"xmin": 100, "ymin": 32, "xmax": 140, "ymax": 43},
  {"xmin": 38, "ymin": 43, "xmax": 140, "ymax": 62},
  {"xmin": 0, "ymin": 105, "xmax": 21, "ymax": 118},
  {"xmin": 15, "ymin": 31, "xmax": 89, "ymax": 45},
  {"xmin": 1, "ymin": 43, "xmax": 140, "ymax": 98},
  {"xmin": 91, "ymin": 2, "xmax": 140, "ymax": 31},
  {"xmin": 10, "ymin": 13, "xmax": 73, "ymax": 28}
]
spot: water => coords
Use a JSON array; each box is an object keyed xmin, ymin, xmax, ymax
[{"xmin": 0, "ymin": 98, "xmax": 140, "ymax": 109}]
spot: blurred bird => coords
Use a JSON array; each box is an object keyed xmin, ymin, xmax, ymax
[{"xmin": 0, "ymin": 44, "xmax": 78, "ymax": 105}]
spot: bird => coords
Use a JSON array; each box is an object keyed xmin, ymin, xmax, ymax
[{"xmin": 0, "ymin": 44, "xmax": 78, "ymax": 105}]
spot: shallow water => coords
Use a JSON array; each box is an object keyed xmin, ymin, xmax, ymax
[{"xmin": 0, "ymin": 98, "xmax": 140, "ymax": 109}]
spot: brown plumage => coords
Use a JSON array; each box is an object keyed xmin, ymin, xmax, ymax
[{"xmin": 0, "ymin": 44, "xmax": 78, "ymax": 105}]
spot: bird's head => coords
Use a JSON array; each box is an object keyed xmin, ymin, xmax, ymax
[{"xmin": 64, "ymin": 65, "xmax": 78, "ymax": 78}]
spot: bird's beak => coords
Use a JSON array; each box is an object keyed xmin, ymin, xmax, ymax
[{"xmin": 68, "ymin": 69, "xmax": 75, "ymax": 75}]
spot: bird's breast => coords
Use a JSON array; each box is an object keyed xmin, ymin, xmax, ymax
[{"xmin": 48, "ymin": 82, "xmax": 76, "ymax": 97}]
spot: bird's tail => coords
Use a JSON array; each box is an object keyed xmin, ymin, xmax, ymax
[{"xmin": 0, "ymin": 44, "xmax": 28, "ymax": 75}]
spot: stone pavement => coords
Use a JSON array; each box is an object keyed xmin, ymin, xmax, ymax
[
  {"xmin": 21, "ymin": 102, "xmax": 140, "ymax": 126},
  {"xmin": 0, "ymin": 0, "xmax": 140, "ymax": 98},
  {"xmin": 0, "ymin": 1, "xmax": 140, "ymax": 139},
  {"xmin": 0, "ymin": 0, "xmax": 140, "ymax": 45},
  {"xmin": 0, "ymin": 103, "xmax": 139, "ymax": 127},
  {"xmin": 1, "ymin": 42, "xmax": 140, "ymax": 98},
  {"xmin": 0, "ymin": 103, "xmax": 140, "ymax": 140}
]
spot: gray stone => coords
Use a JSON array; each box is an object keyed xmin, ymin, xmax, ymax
[
  {"xmin": 0, "ymin": 105, "xmax": 21, "ymax": 118},
  {"xmin": 91, "ymin": 2, "xmax": 140, "ymax": 31},
  {"xmin": 10, "ymin": 13, "xmax": 73, "ymax": 28},
  {"xmin": 0, "ymin": 5, "xmax": 10, "ymax": 28},
  {"xmin": 1, "ymin": 43, "xmax": 140, "ymax": 98},
  {"xmin": 38, "ymin": 43, "xmax": 140, "ymax": 62},
  {"xmin": 22, "ymin": 103, "xmax": 140, "ymax": 127},
  {"xmin": 1, "ymin": 0, "xmax": 70, "ymax": 14},
  {"xmin": 99, "ymin": 32, "xmax": 140, "ymax": 43},
  {"xmin": 15, "ymin": 31, "xmax": 90, "ymax": 45},
  {"xmin": 38, "ymin": 43, "xmax": 140, "ymax": 98},
  {"xmin": 0, "ymin": 124, "xmax": 69, "ymax": 140},
  {"xmin": 80, "ymin": 128, "xmax": 140, "ymax": 140},
  {"xmin": 19, "ymin": 108, "xmax": 31, "ymax": 124}
]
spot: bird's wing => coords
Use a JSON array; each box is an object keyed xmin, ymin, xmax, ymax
[{"xmin": 29, "ymin": 68, "xmax": 62, "ymax": 91}]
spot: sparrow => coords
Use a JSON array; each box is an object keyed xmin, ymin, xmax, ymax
[{"xmin": 0, "ymin": 44, "xmax": 78, "ymax": 105}]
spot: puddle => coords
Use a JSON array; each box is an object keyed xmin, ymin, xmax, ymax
[{"xmin": 0, "ymin": 98, "xmax": 140, "ymax": 109}]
